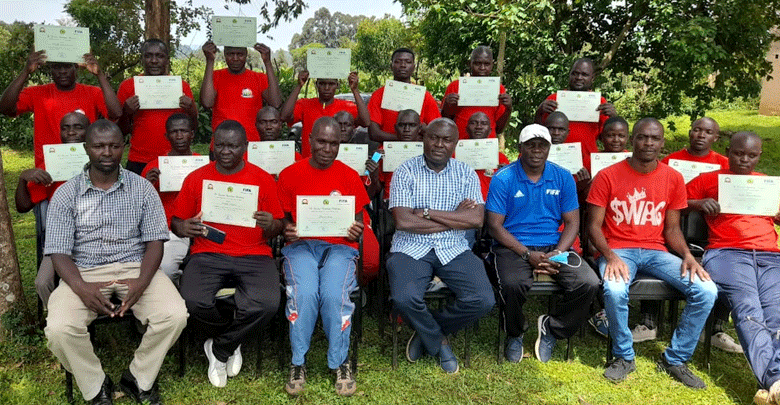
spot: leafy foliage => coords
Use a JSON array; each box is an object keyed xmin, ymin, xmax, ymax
[
  {"xmin": 224, "ymin": 0, "xmax": 307, "ymax": 33},
  {"xmin": 0, "ymin": 22, "xmax": 36, "ymax": 148},
  {"xmin": 353, "ymin": 16, "xmax": 417, "ymax": 89},
  {"xmin": 288, "ymin": 7, "xmax": 367, "ymax": 51}
]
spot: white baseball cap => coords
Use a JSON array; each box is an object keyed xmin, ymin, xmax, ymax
[{"xmin": 519, "ymin": 124, "xmax": 552, "ymax": 144}]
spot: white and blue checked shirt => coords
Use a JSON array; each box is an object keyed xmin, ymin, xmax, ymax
[
  {"xmin": 44, "ymin": 166, "xmax": 169, "ymax": 268},
  {"xmin": 388, "ymin": 155, "xmax": 484, "ymax": 265}
]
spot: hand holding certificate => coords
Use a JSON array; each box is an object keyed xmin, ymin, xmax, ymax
[
  {"xmin": 547, "ymin": 143, "xmax": 584, "ymax": 174},
  {"xmin": 134, "ymin": 76, "xmax": 183, "ymax": 109},
  {"xmin": 307, "ymin": 48, "xmax": 351, "ymax": 79},
  {"xmin": 201, "ymin": 180, "xmax": 259, "ymax": 228},
  {"xmin": 158, "ymin": 156, "xmax": 210, "ymax": 192},
  {"xmin": 381, "ymin": 80, "xmax": 426, "ymax": 114},
  {"xmin": 34, "ymin": 25, "xmax": 90, "ymax": 63},
  {"xmin": 247, "ymin": 141, "xmax": 296, "ymax": 175},
  {"xmin": 591, "ymin": 152, "xmax": 632, "ymax": 177},
  {"xmin": 383, "ymin": 141, "xmax": 424, "ymax": 172},
  {"xmin": 211, "ymin": 16, "xmax": 257, "ymax": 47},
  {"xmin": 458, "ymin": 77, "xmax": 500, "ymax": 107},
  {"xmin": 43, "ymin": 143, "xmax": 89, "ymax": 181},
  {"xmin": 336, "ymin": 144, "xmax": 368, "ymax": 174},
  {"xmin": 718, "ymin": 174, "xmax": 780, "ymax": 216},
  {"xmin": 556, "ymin": 90, "xmax": 601, "ymax": 122},
  {"xmin": 296, "ymin": 196, "xmax": 355, "ymax": 237},
  {"xmin": 455, "ymin": 138, "xmax": 499, "ymax": 170},
  {"xmin": 668, "ymin": 159, "xmax": 721, "ymax": 184}
]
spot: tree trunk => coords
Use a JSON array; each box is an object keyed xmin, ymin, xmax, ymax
[
  {"xmin": 145, "ymin": 0, "xmax": 171, "ymax": 46},
  {"xmin": 0, "ymin": 150, "xmax": 28, "ymax": 332}
]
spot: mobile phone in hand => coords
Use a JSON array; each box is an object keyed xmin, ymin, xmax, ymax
[{"xmin": 203, "ymin": 224, "xmax": 226, "ymax": 244}]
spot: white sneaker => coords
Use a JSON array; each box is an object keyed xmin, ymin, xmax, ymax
[
  {"xmin": 631, "ymin": 324, "xmax": 657, "ymax": 343},
  {"xmin": 204, "ymin": 339, "xmax": 227, "ymax": 387},
  {"xmin": 226, "ymin": 345, "xmax": 242, "ymax": 377},
  {"xmin": 711, "ymin": 332, "xmax": 743, "ymax": 353}
]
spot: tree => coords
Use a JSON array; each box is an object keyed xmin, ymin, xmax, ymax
[
  {"xmin": 353, "ymin": 16, "xmax": 417, "ymax": 89},
  {"xmin": 288, "ymin": 7, "xmax": 367, "ymax": 50}
]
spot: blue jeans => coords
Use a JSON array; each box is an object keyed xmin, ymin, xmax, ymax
[
  {"xmin": 598, "ymin": 248, "xmax": 717, "ymax": 364},
  {"xmin": 282, "ymin": 240, "xmax": 358, "ymax": 369},
  {"xmin": 704, "ymin": 248, "xmax": 780, "ymax": 389}
]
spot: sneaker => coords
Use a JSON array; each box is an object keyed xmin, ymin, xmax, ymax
[
  {"xmin": 406, "ymin": 331, "xmax": 425, "ymax": 362},
  {"xmin": 505, "ymin": 335, "xmax": 523, "ymax": 363},
  {"xmin": 204, "ymin": 339, "xmax": 227, "ymax": 387},
  {"xmin": 603, "ymin": 357, "xmax": 636, "ymax": 382},
  {"xmin": 438, "ymin": 342, "xmax": 459, "ymax": 374},
  {"xmin": 226, "ymin": 345, "xmax": 242, "ymax": 377},
  {"xmin": 768, "ymin": 379, "xmax": 780, "ymax": 404},
  {"xmin": 589, "ymin": 310, "xmax": 609, "ymax": 338},
  {"xmin": 333, "ymin": 362, "xmax": 356, "ymax": 396},
  {"xmin": 631, "ymin": 324, "xmax": 657, "ymax": 343},
  {"xmin": 657, "ymin": 354, "xmax": 706, "ymax": 389},
  {"xmin": 711, "ymin": 332, "xmax": 743, "ymax": 353},
  {"xmin": 285, "ymin": 364, "xmax": 306, "ymax": 396},
  {"xmin": 535, "ymin": 315, "xmax": 556, "ymax": 363},
  {"xmin": 754, "ymin": 389, "xmax": 771, "ymax": 405}
]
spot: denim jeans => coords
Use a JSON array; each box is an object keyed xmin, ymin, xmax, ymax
[
  {"xmin": 598, "ymin": 248, "xmax": 717, "ymax": 364},
  {"xmin": 282, "ymin": 240, "xmax": 358, "ymax": 369}
]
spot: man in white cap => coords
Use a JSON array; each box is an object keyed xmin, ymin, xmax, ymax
[{"xmin": 486, "ymin": 124, "xmax": 598, "ymax": 363}]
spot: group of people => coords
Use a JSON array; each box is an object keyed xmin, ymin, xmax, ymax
[{"xmin": 3, "ymin": 35, "xmax": 780, "ymax": 405}]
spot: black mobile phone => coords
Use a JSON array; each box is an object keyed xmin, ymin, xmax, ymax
[{"xmin": 203, "ymin": 224, "xmax": 226, "ymax": 244}]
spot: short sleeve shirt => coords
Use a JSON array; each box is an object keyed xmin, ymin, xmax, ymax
[
  {"xmin": 141, "ymin": 153, "xmax": 201, "ymax": 229},
  {"xmin": 211, "ymin": 69, "xmax": 269, "ymax": 142},
  {"xmin": 661, "ymin": 149, "xmax": 729, "ymax": 170},
  {"xmin": 367, "ymin": 86, "xmax": 441, "ymax": 135},
  {"xmin": 443, "ymin": 80, "xmax": 507, "ymax": 139},
  {"xmin": 289, "ymin": 98, "xmax": 358, "ymax": 157},
  {"xmin": 540, "ymin": 92, "xmax": 609, "ymax": 171}
]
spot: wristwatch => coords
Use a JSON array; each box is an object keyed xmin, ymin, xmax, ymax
[
  {"xmin": 520, "ymin": 249, "xmax": 530, "ymax": 261},
  {"xmin": 423, "ymin": 208, "xmax": 431, "ymax": 220}
]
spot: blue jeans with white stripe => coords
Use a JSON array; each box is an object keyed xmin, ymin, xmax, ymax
[{"xmin": 282, "ymin": 240, "xmax": 358, "ymax": 369}]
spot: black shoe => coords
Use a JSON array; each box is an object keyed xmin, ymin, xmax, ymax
[
  {"xmin": 656, "ymin": 354, "xmax": 706, "ymax": 389},
  {"xmin": 603, "ymin": 357, "xmax": 636, "ymax": 383},
  {"xmin": 90, "ymin": 376, "xmax": 113, "ymax": 405},
  {"xmin": 118, "ymin": 369, "xmax": 162, "ymax": 404}
]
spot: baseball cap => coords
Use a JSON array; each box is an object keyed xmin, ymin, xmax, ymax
[{"xmin": 519, "ymin": 124, "xmax": 552, "ymax": 144}]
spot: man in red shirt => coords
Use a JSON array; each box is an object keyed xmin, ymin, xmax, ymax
[
  {"xmin": 118, "ymin": 39, "xmax": 198, "ymax": 174},
  {"xmin": 441, "ymin": 46, "xmax": 512, "ymax": 139},
  {"xmin": 200, "ymin": 40, "xmax": 282, "ymax": 144},
  {"xmin": 281, "ymin": 70, "xmax": 370, "ymax": 158},
  {"xmin": 687, "ymin": 132, "xmax": 780, "ymax": 404},
  {"xmin": 367, "ymin": 48, "xmax": 441, "ymax": 142},
  {"xmin": 277, "ymin": 117, "xmax": 369, "ymax": 397},
  {"xmin": 466, "ymin": 112, "xmax": 510, "ymax": 201},
  {"xmin": 0, "ymin": 51, "xmax": 121, "ymax": 169},
  {"xmin": 535, "ymin": 58, "xmax": 617, "ymax": 171},
  {"xmin": 662, "ymin": 116, "xmax": 728, "ymax": 168},
  {"xmin": 587, "ymin": 118, "xmax": 716, "ymax": 388},
  {"xmin": 172, "ymin": 120, "xmax": 283, "ymax": 388}
]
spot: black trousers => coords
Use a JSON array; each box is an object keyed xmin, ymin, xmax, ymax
[
  {"xmin": 180, "ymin": 253, "xmax": 280, "ymax": 362},
  {"xmin": 493, "ymin": 245, "xmax": 599, "ymax": 339}
]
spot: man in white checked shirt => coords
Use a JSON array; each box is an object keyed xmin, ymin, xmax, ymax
[{"xmin": 386, "ymin": 118, "xmax": 495, "ymax": 374}]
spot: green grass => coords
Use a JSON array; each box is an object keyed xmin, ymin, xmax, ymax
[{"xmin": 2, "ymin": 108, "xmax": 780, "ymax": 404}]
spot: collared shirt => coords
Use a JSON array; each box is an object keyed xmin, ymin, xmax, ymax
[
  {"xmin": 486, "ymin": 160, "xmax": 578, "ymax": 247},
  {"xmin": 388, "ymin": 155, "xmax": 483, "ymax": 264},
  {"xmin": 44, "ymin": 166, "xmax": 169, "ymax": 268}
]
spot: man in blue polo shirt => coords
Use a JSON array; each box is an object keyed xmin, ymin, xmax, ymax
[{"xmin": 486, "ymin": 124, "xmax": 598, "ymax": 363}]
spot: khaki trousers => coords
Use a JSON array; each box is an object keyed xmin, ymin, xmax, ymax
[{"xmin": 45, "ymin": 263, "xmax": 188, "ymax": 401}]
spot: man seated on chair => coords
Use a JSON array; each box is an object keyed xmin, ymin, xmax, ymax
[
  {"xmin": 172, "ymin": 120, "xmax": 284, "ymax": 388},
  {"xmin": 44, "ymin": 119, "xmax": 187, "ymax": 405},
  {"xmin": 255, "ymin": 106, "xmax": 304, "ymax": 161},
  {"xmin": 587, "ymin": 117, "xmax": 717, "ymax": 388},
  {"xmin": 486, "ymin": 123, "xmax": 598, "ymax": 363},
  {"xmin": 276, "ymin": 116, "xmax": 369, "ymax": 397},
  {"xmin": 386, "ymin": 118, "xmax": 495, "ymax": 374},
  {"xmin": 686, "ymin": 132, "xmax": 780, "ymax": 404}
]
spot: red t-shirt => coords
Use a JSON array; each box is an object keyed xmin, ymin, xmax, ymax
[
  {"xmin": 686, "ymin": 169, "xmax": 780, "ymax": 251},
  {"xmin": 277, "ymin": 158, "xmax": 370, "ymax": 249},
  {"xmin": 289, "ymin": 98, "xmax": 357, "ymax": 157},
  {"xmin": 367, "ymin": 86, "xmax": 441, "ymax": 135},
  {"xmin": 661, "ymin": 149, "xmax": 729, "ymax": 168},
  {"xmin": 476, "ymin": 152, "xmax": 510, "ymax": 200},
  {"xmin": 16, "ymin": 83, "xmax": 109, "ymax": 168},
  {"xmin": 443, "ymin": 80, "xmax": 507, "ymax": 139},
  {"xmin": 211, "ymin": 69, "xmax": 269, "ymax": 142},
  {"xmin": 172, "ymin": 162, "xmax": 283, "ymax": 257},
  {"xmin": 587, "ymin": 160, "xmax": 687, "ymax": 251},
  {"xmin": 141, "ymin": 153, "xmax": 201, "ymax": 229},
  {"xmin": 117, "ymin": 77, "xmax": 194, "ymax": 163},
  {"xmin": 540, "ymin": 92, "xmax": 609, "ymax": 171},
  {"xmin": 27, "ymin": 181, "xmax": 65, "ymax": 205}
]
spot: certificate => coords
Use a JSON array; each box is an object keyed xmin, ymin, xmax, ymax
[
  {"xmin": 458, "ymin": 76, "xmax": 500, "ymax": 107},
  {"xmin": 556, "ymin": 90, "xmax": 601, "ymax": 122},
  {"xmin": 34, "ymin": 25, "xmax": 90, "ymax": 63},
  {"xmin": 201, "ymin": 180, "xmax": 259, "ymax": 228},
  {"xmin": 43, "ymin": 143, "xmax": 88, "ymax": 181},
  {"xmin": 211, "ymin": 16, "xmax": 257, "ymax": 47},
  {"xmin": 547, "ymin": 142, "xmax": 583, "ymax": 174},
  {"xmin": 307, "ymin": 48, "xmax": 351, "ymax": 79},
  {"xmin": 718, "ymin": 174, "xmax": 780, "ymax": 216},
  {"xmin": 134, "ymin": 76, "xmax": 183, "ymax": 109},
  {"xmin": 381, "ymin": 80, "xmax": 426, "ymax": 114},
  {"xmin": 455, "ymin": 138, "xmax": 499, "ymax": 170},
  {"xmin": 667, "ymin": 159, "xmax": 721, "ymax": 184},
  {"xmin": 383, "ymin": 141, "xmax": 424, "ymax": 172},
  {"xmin": 336, "ymin": 144, "xmax": 368, "ymax": 175},
  {"xmin": 296, "ymin": 195, "xmax": 355, "ymax": 237},
  {"xmin": 247, "ymin": 141, "xmax": 296, "ymax": 175},
  {"xmin": 591, "ymin": 152, "xmax": 632, "ymax": 177},
  {"xmin": 158, "ymin": 155, "xmax": 210, "ymax": 192}
]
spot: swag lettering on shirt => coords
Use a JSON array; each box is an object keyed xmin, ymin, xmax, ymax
[{"xmin": 609, "ymin": 188, "xmax": 666, "ymax": 226}]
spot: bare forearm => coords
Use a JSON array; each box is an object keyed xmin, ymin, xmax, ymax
[
  {"xmin": 200, "ymin": 60, "xmax": 216, "ymax": 108},
  {"xmin": 353, "ymin": 87, "xmax": 371, "ymax": 127},
  {"xmin": 495, "ymin": 108, "xmax": 511, "ymax": 133},
  {"xmin": 139, "ymin": 240, "xmax": 164, "ymax": 284},
  {"xmin": 263, "ymin": 60, "xmax": 283, "ymax": 108},
  {"xmin": 14, "ymin": 178, "xmax": 34, "ymax": 213},
  {"xmin": 97, "ymin": 72, "xmax": 121, "ymax": 119},
  {"xmin": 262, "ymin": 219, "xmax": 284, "ymax": 239},
  {"xmin": 588, "ymin": 223, "xmax": 618, "ymax": 261},
  {"xmin": 369, "ymin": 122, "xmax": 398, "ymax": 142},
  {"xmin": 280, "ymin": 85, "xmax": 302, "ymax": 121},
  {"xmin": 394, "ymin": 211, "xmax": 452, "ymax": 234},
  {"xmin": 664, "ymin": 228, "xmax": 692, "ymax": 258},
  {"xmin": 428, "ymin": 207, "xmax": 483, "ymax": 230},
  {"xmin": 488, "ymin": 224, "xmax": 527, "ymax": 256},
  {"xmin": 51, "ymin": 253, "xmax": 85, "ymax": 288}
]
